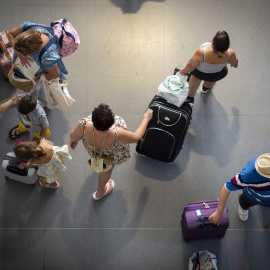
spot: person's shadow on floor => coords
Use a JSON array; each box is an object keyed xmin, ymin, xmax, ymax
[{"xmin": 110, "ymin": 0, "xmax": 165, "ymax": 13}]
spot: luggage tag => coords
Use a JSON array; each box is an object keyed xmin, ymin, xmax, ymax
[{"xmin": 195, "ymin": 209, "xmax": 202, "ymax": 221}]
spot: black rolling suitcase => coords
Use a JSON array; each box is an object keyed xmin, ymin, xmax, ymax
[{"xmin": 136, "ymin": 95, "xmax": 192, "ymax": 162}]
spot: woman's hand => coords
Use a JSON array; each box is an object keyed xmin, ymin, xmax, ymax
[
  {"xmin": 70, "ymin": 140, "xmax": 78, "ymax": 150},
  {"xmin": 17, "ymin": 52, "xmax": 34, "ymax": 68},
  {"xmin": 180, "ymin": 69, "xmax": 188, "ymax": 76},
  {"xmin": 143, "ymin": 109, "xmax": 153, "ymax": 121}
]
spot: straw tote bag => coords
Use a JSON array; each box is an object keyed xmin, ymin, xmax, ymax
[{"xmin": 8, "ymin": 56, "xmax": 40, "ymax": 92}]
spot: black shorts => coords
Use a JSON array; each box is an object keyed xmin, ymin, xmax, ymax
[{"xmin": 191, "ymin": 66, "xmax": 228, "ymax": 82}]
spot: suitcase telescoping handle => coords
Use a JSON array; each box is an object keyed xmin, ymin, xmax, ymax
[
  {"xmin": 6, "ymin": 165, "xmax": 28, "ymax": 176},
  {"xmin": 197, "ymin": 216, "xmax": 217, "ymax": 230}
]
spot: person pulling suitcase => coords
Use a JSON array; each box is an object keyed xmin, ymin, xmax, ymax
[{"xmin": 209, "ymin": 153, "xmax": 270, "ymax": 224}]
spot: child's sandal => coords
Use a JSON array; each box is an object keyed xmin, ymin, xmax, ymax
[
  {"xmin": 9, "ymin": 125, "xmax": 25, "ymax": 140},
  {"xmin": 39, "ymin": 178, "xmax": 59, "ymax": 189}
]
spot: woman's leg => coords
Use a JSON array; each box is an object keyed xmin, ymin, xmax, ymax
[
  {"xmin": 95, "ymin": 166, "xmax": 115, "ymax": 198},
  {"xmin": 187, "ymin": 75, "xmax": 202, "ymax": 98},
  {"xmin": 203, "ymin": 81, "xmax": 216, "ymax": 89}
]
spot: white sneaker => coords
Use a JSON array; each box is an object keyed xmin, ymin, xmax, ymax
[
  {"xmin": 200, "ymin": 85, "xmax": 211, "ymax": 94},
  {"xmin": 238, "ymin": 204, "xmax": 249, "ymax": 221}
]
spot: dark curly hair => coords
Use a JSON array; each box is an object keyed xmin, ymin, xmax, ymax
[
  {"xmin": 13, "ymin": 141, "xmax": 47, "ymax": 161},
  {"xmin": 212, "ymin": 31, "xmax": 230, "ymax": 54},
  {"xmin": 92, "ymin": 103, "xmax": 115, "ymax": 131},
  {"xmin": 18, "ymin": 95, "xmax": 37, "ymax": 114}
]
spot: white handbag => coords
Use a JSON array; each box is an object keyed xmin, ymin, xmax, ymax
[
  {"xmin": 31, "ymin": 74, "xmax": 57, "ymax": 109},
  {"xmin": 157, "ymin": 72, "xmax": 189, "ymax": 107},
  {"xmin": 44, "ymin": 77, "xmax": 75, "ymax": 110}
]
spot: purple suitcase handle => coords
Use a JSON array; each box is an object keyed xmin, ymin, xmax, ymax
[{"xmin": 197, "ymin": 216, "xmax": 217, "ymax": 229}]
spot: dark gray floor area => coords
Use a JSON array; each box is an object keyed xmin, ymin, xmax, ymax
[{"xmin": 1, "ymin": 0, "xmax": 270, "ymax": 269}]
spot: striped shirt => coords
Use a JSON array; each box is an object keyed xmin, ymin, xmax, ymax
[{"xmin": 225, "ymin": 157, "xmax": 270, "ymax": 206}]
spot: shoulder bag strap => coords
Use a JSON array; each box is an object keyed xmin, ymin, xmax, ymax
[
  {"xmin": 24, "ymin": 24, "xmax": 54, "ymax": 34},
  {"xmin": 227, "ymin": 49, "xmax": 232, "ymax": 63},
  {"xmin": 92, "ymin": 126, "xmax": 111, "ymax": 158},
  {"xmin": 39, "ymin": 35, "xmax": 58, "ymax": 62}
]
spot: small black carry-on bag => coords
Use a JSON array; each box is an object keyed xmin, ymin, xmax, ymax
[{"xmin": 136, "ymin": 95, "xmax": 192, "ymax": 163}]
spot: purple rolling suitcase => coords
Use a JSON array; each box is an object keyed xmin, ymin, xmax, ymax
[{"xmin": 181, "ymin": 200, "xmax": 229, "ymax": 242}]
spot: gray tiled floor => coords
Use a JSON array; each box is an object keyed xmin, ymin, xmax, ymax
[{"xmin": 1, "ymin": 0, "xmax": 270, "ymax": 269}]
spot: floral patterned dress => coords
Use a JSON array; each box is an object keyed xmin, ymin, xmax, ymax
[
  {"xmin": 79, "ymin": 115, "xmax": 131, "ymax": 165},
  {"xmin": 28, "ymin": 140, "xmax": 72, "ymax": 183}
]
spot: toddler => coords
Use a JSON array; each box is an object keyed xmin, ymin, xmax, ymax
[
  {"xmin": 9, "ymin": 95, "xmax": 50, "ymax": 140},
  {"xmin": 13, "ymin": 138, "xmax": 72, "ymax": 189}
]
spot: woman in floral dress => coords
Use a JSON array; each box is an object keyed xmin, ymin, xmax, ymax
[{"xmin": 70, "ymin": 103, "xmax": 153, "ymax": 200}]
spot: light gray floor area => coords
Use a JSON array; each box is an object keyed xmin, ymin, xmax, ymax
[{"xmin": 0, "ymin": 0, "xmax": 270, "ymax": 269}]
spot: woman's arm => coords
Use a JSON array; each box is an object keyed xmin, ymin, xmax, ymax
[
  {"xmin": 180, "ymin": 48, "xmax": 203, "ymax": 75},
  {"xmin": 117, "ymin": 109, "xmax": 153, "ymax": 144},
  {"xmin": 70, "ymin": 122, "xmax": 84, "ymax": 150},
  {"xmin": 44, "ymin": 65, "xmax": 60, "ymax": 80},
  {"xmin": 229, "ymin": 49, "xmax": 238, "ymax": 68},
  {"xmin": 6, "ymin": 25, "xmax": 23, "ymax": 48}
]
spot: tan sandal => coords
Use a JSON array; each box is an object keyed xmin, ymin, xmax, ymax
[{"xmin": 39, "ymin": 178, "xmax": 59, "ymax": 189}]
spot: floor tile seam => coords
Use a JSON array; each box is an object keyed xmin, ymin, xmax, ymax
[{"xmin": 0, "ymin": 228, "xmax": 268, "ymax": 231}]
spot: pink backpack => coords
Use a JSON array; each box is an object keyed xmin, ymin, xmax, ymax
[
  {"xmin": 51, "ymin": 18, "xmax": 80, "ymax": 57},
  {"xmin": 25, "ymin": 19, "xmax": 80, "ymax": 58}
]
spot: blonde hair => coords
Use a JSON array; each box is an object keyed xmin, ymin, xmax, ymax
[
  {"xmin": 13, "ymin": 141, "xmax": 47, "ymax": 161},
  {"xmin": 14, "ymin": 29, "xmax": 43, "ymax": 55}
]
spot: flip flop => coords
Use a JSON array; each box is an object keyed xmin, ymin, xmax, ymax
[
  {"xmin": 39, "ymin": 178, "xmax": 59, "ymax": 189},
  {"xmin": 9, "ymin": 125, "xmax": 25, "ymax": 140},
  {"xmin": 93, "ymin": 179, "xmax": 115, "ymax": 200}
]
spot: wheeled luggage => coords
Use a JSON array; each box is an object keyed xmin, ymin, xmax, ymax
[
  {"xmin": 2, "ymin": 152, "xmax": 38, "ymax": 185},
  {"xmin": 181, "ymin": 200, "xmax": 229, "ymax": 242},
  {"xmin": 136, "ymin": 95, "xmax": 192, "ymax": 162},
  {"xmin": 0, "ymin": 31, "xmax": 14, "ymax": 78}
]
